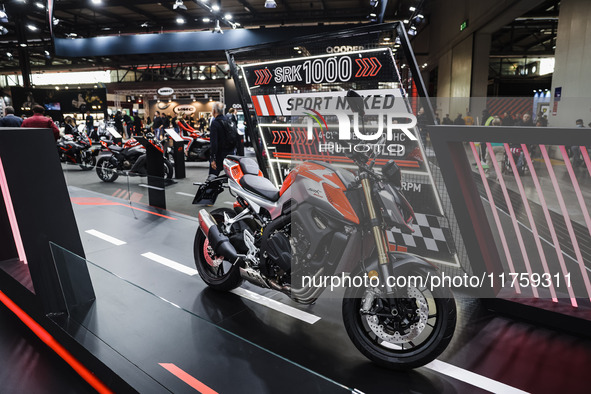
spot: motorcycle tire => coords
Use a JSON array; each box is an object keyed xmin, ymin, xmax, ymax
[
  {"xmin": 194, "ymin": 208, "xmax": 243, "ymax": 291},
  {"xmin": 342, "ymin": 268, "xmax": 456, "ymax": 370},
  {"xmin": 96, "ymin": 157, "xmax": 119, "ymax": 182},
  {"xmin": 79, "ymin": 152, "xmax": 97, "ymax": 170}
]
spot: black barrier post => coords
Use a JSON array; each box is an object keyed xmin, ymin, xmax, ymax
[
  {"xmin": 172, "ymin": 141, "xmax": 185, "ymax": 179},
  {"xmin": 136, "ymin": 137, "xmax": 166, "ymax": 209},
  {"xmin": 164, "ymin": 130, "xmax": 186, "ymax": 179}
]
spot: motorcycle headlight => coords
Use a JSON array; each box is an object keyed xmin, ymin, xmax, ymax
[{"xmin": 382, "ymin": 160, "xmax": 401, "ymax": 188}]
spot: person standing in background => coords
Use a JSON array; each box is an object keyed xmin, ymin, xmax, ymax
[
  {"xmin": 21, "ymin": 105, "xmax": 60, "ymax": 140},
  {"xmin": 85, "ymin": 111, "xmax": 95, "ymax": 140},
  {"xmin": 152, "ymin": 111, "xmax": 163, "ymax": 138},
  {"xmin": 0, "ymin": 106, "xmax": 23, "ymax": 127},
  {"xmin": 464, "ymin": 111, "xmax": 474, "ymax": 126},
  {"xmin": 226, "ymin": 107, "xmax": 243, "ymax": 156},
  {"xmin": 114, "ymin": 111, "xmax": 125, "ymax": 138},
  {"xmin": 209, "ymin": 102, "xmax": 236, "ymax": 177}
]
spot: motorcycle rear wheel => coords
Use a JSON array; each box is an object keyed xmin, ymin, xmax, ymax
[
  {"xmin": 164, "ymin": 159, "xmax": 174, "ymax": 179},
  {"xmin": 342, "ymin": 269, "xmax": 456, "ymax": 370},
  {"xmin": 194, "ymin": 208, "xmax": 243, "ymax": 291},
  {"xmin": 96, "ymin": 157, "xmax": 119, "ymax": 182}
]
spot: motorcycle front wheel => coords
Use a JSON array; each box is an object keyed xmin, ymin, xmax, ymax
[
  {"xmin": 96, "ymin": 157, "xmax": 119, "ymax": 182},
  {"xmin": 194, "ymin": 208, "xmax": 242, "ymax": 291},
  {"xmin": 79, "ymin": 152, "xmax": 97, "ymax": 170},
  {"xmin": 342, "ymin": 269, "xmax": 456, "ymax": 370}
]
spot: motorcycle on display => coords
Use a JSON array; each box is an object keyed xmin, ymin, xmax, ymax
[
  {"xmin": 193, "ymin": 137, "xmax": 457, "ymax": 369},
  {"xmin": 96, "ymin": 133, "xmax": 174, "ymax": 182},
  {"xmin": 96, "ymin": 120, "xmax": 118, "ymax": 141},
  {"xmin": 56, "ymin": 130, "xmax": 99, "ymax": 170},
  {"xmin": 184, "ymin": 130, "xmax": 211, "ymax": 162}
]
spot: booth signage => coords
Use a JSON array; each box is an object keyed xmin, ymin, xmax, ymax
[
  {"xmin": 243, "ymin": 49, "xmax": 395, "ymax": 88},
  {"xmin": 240, "ymin": 47, "xmax": 458, "ymax": 266},
  {"xmin": 325, "ymin": 45, "xmax": 365, "ymax": 54},
  {"xmin": 157, "ymin": 87, "xmax": 174, "ymax": 96},
  {"xmin": 173, "ymin": 104, "xmax": 196, "ymax": 114}
]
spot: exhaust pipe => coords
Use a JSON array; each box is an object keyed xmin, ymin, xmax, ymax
[{"xmin": 198, "ymin": 209, "xmax": 241, "ymax": 263}]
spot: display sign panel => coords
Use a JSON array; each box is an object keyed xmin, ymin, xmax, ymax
[{"xmin": 241, "ymin": 48, "xmax": 458, "ymax": 266}]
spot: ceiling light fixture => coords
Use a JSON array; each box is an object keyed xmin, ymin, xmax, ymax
[
  {"xmin": 6, "ymin": 52, "xmax": 12, "ymax": 58},
  {"xmin": 203, "ymin": 17, "xmax": 210, "ymax": 22},
  {"xmin": 213, "ymin": 19, "xmax": 223, "ymax": 34},
  {"xmin": 20, "ymin": 43, "xmax": 28, "ymax": 47},
  {"xmin": 0, "ymin": 26, "xmax": 8, "ymax": 35},
  {"xmin": 173, "ymin": 0, "xmax": 187, "ymax": 10},
  {"xmin": 0, "ymin": 10, "xmax": 7, "ymax": 24},
  {"xmin": 53, "ymin": 18, "xmax": 60, "ymax": 26},
  {"xmin": 409, "ymin": 6, "xmax": 416, "ymax": 11},
  {"xmin": 212, "ymin": 4, "xmax": 220, "ymax": 11},
  {"xmin": 27, "ymin": 24, "xmax": 37, "ymax": 31},
  {"xmin": 35, "ymin": 2, "xmax": 44, "ymax": 8},
  {"xmin": 91, "ymin": 0, "xmax": 102, "ymax": 4},
  {"xmin": 176, "ymin": 17, "xmax": 185, "ymax": 24},
  {"xmin": 224, "ymin": 13, "xmax": 232, "ymax": 20},
  {"xmin": 264, "ymin": 0, "xmax": 277, "ymax": 8}
]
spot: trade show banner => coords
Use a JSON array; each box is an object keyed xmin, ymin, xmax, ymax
[{"xmin": 241, "ymin": 48, "xmax": 458, "ymax": 266}]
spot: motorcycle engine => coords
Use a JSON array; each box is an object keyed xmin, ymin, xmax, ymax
[
  {"xmin": 122, "ymin": 160, "xmax": 131, "ymax": 170},
  {"xmin": 261, "ymin": 229, "xmax": 292, "ymax": 283}
]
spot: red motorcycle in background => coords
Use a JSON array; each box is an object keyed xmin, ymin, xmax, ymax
[
  {"xmin": 95, "ymin": 133, "xmax": 174, "ymax": 182},
  {"xmin": 56, "ymin": 131, "xmax": 99, "ymax": 170}
]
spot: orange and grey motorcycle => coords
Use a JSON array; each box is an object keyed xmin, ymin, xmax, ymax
[{"xmin": 193, "ymin": 133, "xmax": 456, "ymax": 369}]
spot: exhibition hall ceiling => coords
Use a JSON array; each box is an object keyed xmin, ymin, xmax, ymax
[{"xmin": 0, "ymin": 0, "xmax": 423, "ymax": 73}]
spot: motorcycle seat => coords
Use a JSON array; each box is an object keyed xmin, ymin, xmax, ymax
[
  {"xmin": 240, "ymin": 174, "xmax": 279, "ymax": 202},
  {"xmin": 227, "ymin": 155, "xmax": 260, "ymax": 175}
]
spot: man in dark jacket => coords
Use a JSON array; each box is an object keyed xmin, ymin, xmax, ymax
[
  {"xmin": 209, "ymin": 102, "xmax": 236, "ymax": 177},
  {"xmin": 21, "ymin": 105, "xmax": 60, "ymax": 140},
  {"xmin": 0, "ymin": 106, "xmax": 23, "ymax": 127}
]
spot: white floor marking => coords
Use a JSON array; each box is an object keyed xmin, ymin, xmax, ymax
[
  {"xmin": 85, "ymin": 229, "xmax": 127, "ymax": 246},
  {"xmin": 138, "ymin": 184, "xmax": 165, "ymax": 191},
  {"xmin": 230, "ymin": 287, "xmax": 321, "ymax": 324},
  {"xmin": 176, "ymin": 192, "xmax": 195, "ymax": 197},
  {"xmin": 141, "ymin": 252, "xmax": 198, "ymax": 276},
  {"xmin": 425, "ymin": 359, "xmax": 529, "ymax": 394}
]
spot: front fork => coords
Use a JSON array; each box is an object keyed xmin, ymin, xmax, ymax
[{"xmin": 360, "ymin": 173, "xmax": 395, "ymax": 294}]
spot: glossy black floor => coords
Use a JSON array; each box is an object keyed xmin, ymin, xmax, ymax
[
  {"xmin": 0, "ymin": 302, "xmax": 94, "ymax": 393},
  {"xmin": 20, "ymin": 184, "xmax": 589, "ymax": 393},
  {"xmin": 3, "ymin": 155, "xmax": 591, "ymax": 393}
]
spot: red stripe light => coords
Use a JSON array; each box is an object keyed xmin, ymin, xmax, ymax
[
  {"xmin": 160, "ymin": 363, "xmax": 218, "ymax": 394},
  {"xmin": 0, "ymin": 291, "xmax": 112, "ymax": 394}
]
